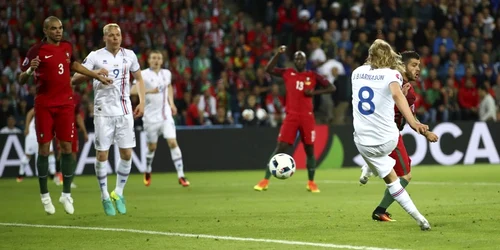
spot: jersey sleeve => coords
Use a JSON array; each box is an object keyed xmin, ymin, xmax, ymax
[
  {"xmin": 130, "ymin": 52, "xmax": 140, "ymax": 73},
  {"xmin": 164, "ymin": 70, "xmax": 172, "ymax": 86},
  {"xmin": 387, "ymin": 70, "xmax": 404, "ymax": 86},
  {"xmin": 313, "ymin": 72, "xmax": 331, "ymax": 86},
  {"xmin": 64, "ymin": 41, "xmax": 76, "ymax": 64},
  {"xmin": 21, "ymin": 44, "xmax": 40, "ymax": 72},
  {"xmin": 81, "ymin": 52, "xmax": 96, "ymax": 70},
  {"xmin": 406, "ymin": 84, "xmax": 417, "ymax": 107}
]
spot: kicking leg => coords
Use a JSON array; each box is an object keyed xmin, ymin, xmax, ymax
[
  {"xmin": 304, "ymin": 144, "xmax": 320, "ymax": 193},
  {"xmin": 254, "ymin": 142, "xmax": 291, "ymax": 191}
]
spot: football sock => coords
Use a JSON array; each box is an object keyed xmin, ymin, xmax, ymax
[
  {"xmin": 61, "ymin": 153, "xmax": 75, "ymax": 193},
  {"xmin": 95, "ymin": 160, "xmax": 109, "ymax": 200},
  {"xmin": 376, "ymin": 177, "xmax": 410, "ymax": 212},
  {"xmin": 170, "ymin": 147, "xmax": 184, "ymax": 178},
  {"xmin": 37, "ymin": 155, "xmax": 49, "ymax": 194},
  {"xmin": 19, "ymin": 155, "xmax": 30, "ymax": 176},
  {"xmin": 48, "ymin": 154, "xmax": 56, "ymax": 175},
  {"xmin": 264, "ymin": 149, "xmax": 279, "ymax": 179},
  {"xmin": 55, "ymin": 156, "xmax": 61, "ymax": 173},
  {"xmin": 386, "ymin": 179, "xmax": 423, "ymax": 221},
  {"xmin": 115, "ymin": 159, "xmax": 131, "ymax": 196},
  {"xmin": 146, "ymin": 150, "xmax": 155, "ymax": 173},
  {"xmin": 306, "ymin": 156, "xmax": 316, "ymax": 181}
]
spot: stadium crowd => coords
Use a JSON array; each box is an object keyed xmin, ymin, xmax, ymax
[{"xmin": 1, "ymin": 0, "xmax": 499, "ymax": 134}]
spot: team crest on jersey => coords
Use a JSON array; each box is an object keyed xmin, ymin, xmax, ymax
[
  {"xmin": 66, "ymin": 52, "xmax": 70, "ymax": 58},
  {"xmin": 123, "ymin": 59, "xmax": 127, "ymax": 63},
  {"xmin": 305, "ymin": 77, "xmax": 311, "ymax": 85},
  {"xmin": 396, "ymin": 74, "xmax": 401, "ymax": 80}
]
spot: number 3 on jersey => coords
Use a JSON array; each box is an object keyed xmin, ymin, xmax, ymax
[
  {"xmin": 358, "ymin": 86, "xmax": 375, "ymax": 115},
  {"xmin": 58, "ymin": 63, "xmax": 64, "ymax": 74}
]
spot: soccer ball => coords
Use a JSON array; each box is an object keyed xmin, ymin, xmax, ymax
[
  {"xmin": 256, "ymin": 108, "xmax": 267, "ymax": 120},
  {"xmin": 268, "ymin": 153, "xmax": 296, "ymax": 179},
  {"xmin": 242, "ymin": 109, "xmax": 255, "ymax": 121}
]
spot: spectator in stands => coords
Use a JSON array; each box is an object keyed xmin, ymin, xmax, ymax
[
  {"xmin": 443, "ymin": 78, "xmax": 462, "ymax": 121},
  {"xmin": 0, "ymin": 115, "xmax": 21, "ymax": 134},
  {"xmin": 265, "ymin": 84, "xmax": 285, "ymax": 128},
  {"xmin": 198, "ymin": 85, "xmax": 217, "ymax": 125},
  {"xmin": 186, "ymin": 94, "xmax": 203, "ymax": 126},
  {"xmin": 458, "ymin": 80, "xmax": 479, "ymax": 120},
  {"xmin": 425, "ymin": 80, "xmax": 448, "ymax": 123},
  {"xmin": 478, "ymin": 86, "xmax": 497, "ymax": 122}
]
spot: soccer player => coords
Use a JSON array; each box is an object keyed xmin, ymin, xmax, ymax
[
  {"xmin": 54, "ymin": 89, "xmax": 88, "ymax": 188},
  {"xmin": 358, "ymin": 51, "xmax": 439, "ymax": 222},
  {"xmin": 352, "ymin": 39, "xmax": 430, "ymax": 230},
  {"xmin": 131, "ymin": 51, "xmax": 190, "ymax": 187},
  {"xmin": 254, "ymin": 45, "xmax": 335, "ymax": 193},
  {"xmin": 18, "ymin": 108, "xmax": 56, "ymax": 183},
  {"xmin": 19, "ymin": 16, "xmax": 112, "ymax": 215},
  {"xmin": 72, "ymin": 23, "xmax": 146, "ymax": 216}
]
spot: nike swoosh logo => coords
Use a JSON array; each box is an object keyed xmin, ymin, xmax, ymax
[{"xmin": 45, "ymin": 55, "xmax": 53, "ymax": 59}]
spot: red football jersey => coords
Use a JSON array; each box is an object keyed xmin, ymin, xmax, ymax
[
  {"xmin": 394, "ymin": 82, "xmax": 416, "ymax": 131},
  {"xmin": 272, "ymin": 68, "xmax": 329, "ymax": 115},
  {"xmin": 21, "ymin": 39, "xmax": 75, "ymax": 107}
]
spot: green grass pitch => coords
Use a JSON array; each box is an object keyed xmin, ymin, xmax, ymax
[{"xmin": 0, "ymin": 165, "xmax": 499, "ymax": 250}]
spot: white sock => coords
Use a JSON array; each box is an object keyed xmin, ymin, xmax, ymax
[
  {"xmin": 19, "ymin": 155, "xmax": 30, "ymax": 176},
  {"xmin": 94, "ymin": 160, "xmax": 109, "ymax": 200},
  {"xmin": 170, "ymin": 147, "xmax": 184, "ymax": 178},
  {"xmin": 387, "ymin": 180, "xmax": 424, "ymax": 221},
  {"xmin": 146, "ymin": 150, "xmax": 155, "ymax": 173},
  {"xmin": 48, "ymin": 154, "xmax": 56, "ymax": 175},
  {"xmin": 115, "ymin": 159, "xmax": 131, "ymax": 196},
  {"xmin": 41, "ymin": 193, "xmax": 50, "ymax": 199},
  {"xmin": 61, "ymin": 192, "xmax": 71, "ymax": 198}
]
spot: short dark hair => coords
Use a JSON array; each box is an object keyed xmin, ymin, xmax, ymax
[{"xmin": 401, "ymin": 51, "xmax": 420, "ymax": 64}]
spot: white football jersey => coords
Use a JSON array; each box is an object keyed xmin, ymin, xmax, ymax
[
  {"xmin": 351, "ymin": 65, "xmax": 403, "ymax": 146},
  {"xmin": 82, "ymin": 48, "xmax": 140, "ymax": 116},
  {"xmin": 141, "ymin": 68, "xmax": 172, "ymax": 124},
  {"xmin": 29, "ymin": 118, "xmax": 36, "ymax": 134}
]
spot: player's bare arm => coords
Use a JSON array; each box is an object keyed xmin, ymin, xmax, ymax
[
  {"xmin": 72, "ymin": 63, "xmax": 112, "ymax": 85},
  {"xmin": 414, "ymin": 115, "xmax": 439, "ymax": 142},
  {"xmin": 19, "ymin": 56, "xmax": 41, "ymax": 85},
  {"xmin": 389, "ymin": 82, "xmax": 428, "ymax": 134},
  {"xmin": 131, "ymin": 85, "xmax": 159, "ymax": 95},
  {"xmin": 71, "ymin": 68, "xmax": 109, "ymax": 85},
  {"xmin": 132, "ymin": 70, "xmax": 145, "ymax": 118},
  {"xmin": 168, "ymin": 84, "xmax": 177, "ymax": 115},
  {"xmin": 76, "ymin": 113, "xmax": 89, "ymax": 142},
  {"xmin": 24, "ymin": 108, "xmax": 35, "ymax": 136},
  {"xmin": 265, "ymin": 45, "xmax": 287, "ymax": 76}
]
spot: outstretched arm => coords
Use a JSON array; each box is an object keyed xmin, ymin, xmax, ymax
[{"xmin": 265, "ymin": 45, "xmax": 287, "ymax": 77}]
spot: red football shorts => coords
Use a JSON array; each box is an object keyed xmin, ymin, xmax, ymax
[
  {"xmin": 35, "ymin": 105, "xmax": 75, "ymax": 144},
  {"xmin": 56, "ymin": 129, "xmax": 79, "ymax": 153},
  {"xmin": 389, "ymin": 134, "xmax": 411, "ymax": 176},
  {"xmin": 278, "ymin": 113, "xmax": 315, "ymax": 145}
]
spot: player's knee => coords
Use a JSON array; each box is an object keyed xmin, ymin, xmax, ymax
[
  {"xmin": 59, "ymin": 141, "xmax": 72, "ymax": 154},
  {"xmin": 402, "ymin": 173, "xmax": 412, "ymax": 182},
  {"xmin": 166, "ymin": 139, "xmax": 177, "ymax": 149},
  {"xmin": 96, "ymin": 151, "xmax": 109, "ymax": 162},
  {"xmin": 119, "ymin": 149, "xmax": 132, "ymax": 161},
  {"xmin": 148, "ymin": 143, "xmax": 157, "ymax": 152},
  {"xmin": 38, "ymin": 143, "xmax": 51, "ymax": 156},
  {"xmin": 276, "ymin": 142, "xmax": 290, "ymax": 153}
]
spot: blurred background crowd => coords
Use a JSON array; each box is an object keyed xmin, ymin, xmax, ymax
[{"xmin": 1, "ymin": 0, "xmax": 499, "ymax": 134}]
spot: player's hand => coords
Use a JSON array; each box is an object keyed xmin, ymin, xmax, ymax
[
  {"xmin": 83, "ymin": 132, "xmax": 89, "ymax": 142},
  {"xmin": 411, "ymin": 122, "xmax": 429, "ymax": 135},
  {"xmin": 278, "ymin": 45, "xmax": 286, "ymax": 54},
  {"xmin": 134, "ymin": 103, "xmax": 144, "ymax": 118},
  {"xmin": 30, "ymin": 56, "xmax": 40, "ymax": 70},
  {"xmin": 425, "ymin": 131, "xmax": 438, "ymax": 142},
  {"xmin": 96, "ymin": 68, "xmax": 109, "ymax": 77},
  {"xmin": 171, "ymin": 105, "xmax": 178, "ymax": 115},
  {"xmin": 402, "ymin": 83, "xmax": 411, "ymax": 96},
  {"xmin": 304, "ymin": 89, "xmax": 314, "ymax": 97},
  {"xmin": 97, "ymin": 75, "xmax": 113, "ymax": 85},
  {"xmin": 149, "ymin": 87, "xmax": 160, "ymax": 94}
]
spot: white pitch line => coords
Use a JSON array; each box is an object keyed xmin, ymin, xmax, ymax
[
  {"xmin": 318, "ymin": 180, "xmax": 500, "ymax": 186},
  {"xmin": 0, "ymin": 223, "xmax": 401, "ymax": 250}
]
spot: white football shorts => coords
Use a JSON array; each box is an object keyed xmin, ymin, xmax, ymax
[
  {"xmin": 94, "ymin": 114, "xmax": 136, "ymax": 151},
  {"xmin": 143, "ymin": 116, "xmax": 176, "ymax": 143},
  {"xmin": 355, "ymin": 140, "xmax": 397, "ymax": 179}
]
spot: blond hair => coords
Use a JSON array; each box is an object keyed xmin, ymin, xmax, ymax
[
  {"xmin": 365, "ymin": 39, "xmax": 405, "ymax": 74},
  {"xmin": 103, "ymin": 23, "xmax": 121, "ymax": 35}
]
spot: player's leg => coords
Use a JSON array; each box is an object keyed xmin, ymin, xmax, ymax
[
  {"xmin": 163, "ymin": 118, "xmax": 189, "ymax": 187},
  {"xmin": 53, "ymin": 139, "xmax": 63, "ymax": 186},
  {"xmin": 111, "ymin": 114, "xmax": 136, "ymax": 215},
  {"xmin": 48, "ymin": 143, "xmax": 56, "ymax": 180},
  {"xmin": 143, "ymin": 122, "xmax": 161, "ymax": 186},
  {"xmin": 35, "ymin": 106, "xmax": 56, "ymax": 215},
  {"xmin": 19, "ymin": 134, "xmax": 37, "ymax": 182},
  {"xmin": 94, "ymin": 116, "xmax": 116, "ymax": 216},
  {"xmin": 254, "ymin": 116, "xmax": 297, "ymax": 191},
  {"xmin": 300, "ymin": 115, "xmax": 319, "ymax": 192},
  {"xmin": 53, "ymin": 105, "xmax": 76, "ymax": 214},
  {"xmin": 373, "ymin": 134, "xmax": 412, "ymax": 221},
  {"xmin": 357, "ymin": 141, "xmax": 430, "ymax": 230},
  {"xmin": 69, "ymin": 132, "xmax": 79, "ymax": 188}
]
